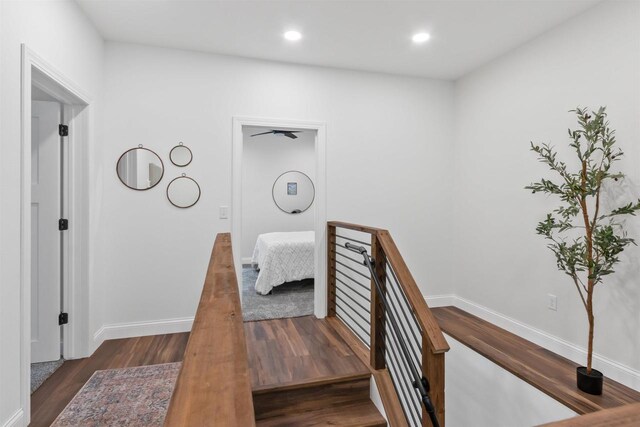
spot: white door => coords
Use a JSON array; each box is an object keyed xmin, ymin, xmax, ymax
[{"xmin": 31, "ymin": 100, "xmax": 62, "ymax": 363}]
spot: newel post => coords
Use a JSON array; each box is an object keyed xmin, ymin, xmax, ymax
[
  {"xmin": 422, "ymin": 336, "xmax": 445, "ymax": 427},
  {"xmin": 327, "ymin": 223, "xmax": 337, "ymax": 317},
  {"xmin": 370, "ymin": 233, "xmax": 387, "ymax": 369}
]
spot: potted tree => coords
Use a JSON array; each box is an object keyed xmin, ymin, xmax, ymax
[{"xmin": 526, "ymin": 107, "xmax": 640, "ymax": 395}]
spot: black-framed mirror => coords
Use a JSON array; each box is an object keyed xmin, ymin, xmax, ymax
[
  {"xmin": 169, "ymin": 142, "xmax": 193, "ymax": 167},
  {"xmin": 272, "ymin": 170, "xmax": 314, "ymax": 214},
  {"xmin": 167, "ymin": 174, "xmax": 201, "ymax": 208},
  {"xmin": 116, "ymin": 145, "xmax": 164, "ymax": 190}
]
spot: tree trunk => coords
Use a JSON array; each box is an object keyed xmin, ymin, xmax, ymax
[
  {"xmin": 580, "ymin": 160, "xmax": 595, "ymax": 374},
  {"xmin": 586, "ymin": 284, "xmax": 595, "ymax": 374}
]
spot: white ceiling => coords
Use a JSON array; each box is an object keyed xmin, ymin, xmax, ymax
[{"xmin": 76, "ymin": 0, "xmax": 601, "ymax": 80}]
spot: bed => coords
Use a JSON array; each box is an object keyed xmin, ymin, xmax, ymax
[{"xmin": 251, "ymin": 231, "xmax": 315, "ymax": 295}]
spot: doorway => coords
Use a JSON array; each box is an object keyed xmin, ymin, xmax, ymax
[
  {"xmin": 231, "ymin": 117, "xmax": 327, "ymax": 319},
  {"xmin": 240, "ymin": 126, "xmax": 316, "ymax": 320},
  {"xmin": 21, "ymin": 45, "xmax": 92, "ymax": 424},
  {"xmin": 30, "ymin": 96, "xmax": 65, "ymax": 391}
]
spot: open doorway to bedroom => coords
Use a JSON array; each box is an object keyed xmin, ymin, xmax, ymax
[{"xmin": 240, "ymin": 126, "xmax": 317, "ymax": 321}]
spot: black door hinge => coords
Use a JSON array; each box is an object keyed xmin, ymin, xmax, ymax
[
  {"xmin": 58, "ymin": 312, "xmax": 69, "ymax": 325},
  {"xmin": 59, "ymin": 218, "xmax": 69, "ymax": 231},
  {"xmin": 59, "ymin": 124, "xmax": 68, "ymax": 137}
]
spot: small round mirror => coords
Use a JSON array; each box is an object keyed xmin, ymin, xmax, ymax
[
  {"xmin": 116, "ymin": 147, "xmax": 164, "ymax": 190},
  {"xmin": 169, "ymin": 142, "xmax": 192, "ymax": 167},
  {"xmin": 167, "ymin": 175, "xmax": 201, "ymax": 208},
  {"xmin": 272, "ymin": 171, "xmax": 314, "ymax": 214}
]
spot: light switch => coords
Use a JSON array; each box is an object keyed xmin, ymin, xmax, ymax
[
  {"xmin": 548, "ymin": 294, "xmax": 557, "ymax": 311},
  {"xmin": 219, "ymin": 206, "xmax": 229, "ymax": 219}
]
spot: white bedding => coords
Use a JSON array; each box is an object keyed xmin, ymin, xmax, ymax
[{"xmin": 251, "ymin": 231, "xmax": 315, "ymax": 295}]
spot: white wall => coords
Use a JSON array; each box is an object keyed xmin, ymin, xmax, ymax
[
  {"xmin": 0, "ymin": 1, "xmax": 104, "ymax": 425},
  {"xmin": 5, "ymin": 3, "xmax": 636, "ymax": 425},
  {"xmin": 446, "ymin": 335, "xmax": 577, "ymax": 427},
  {"xmin": 241, "ymin": 127, "xmax": 315, "ymax": 260},
  {"xmin": 452, "ymin": 0, "xmax": 640, "ymax": 380},
  {"xmin": 98, "ymin": 42, "xmax": 455, "ymax": 335}
]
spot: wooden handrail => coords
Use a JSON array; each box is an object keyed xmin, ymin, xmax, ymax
[
  {"xmin": 433, "ymin": 306, "xmax": 640, "ymax": 415},
  {"xmin": 164, "ymin": 233, "xmax": 255, "ymax": 427},
  {"xmin": 538, "ymin": 402, "xmax": 640, "ymax": 426},
  {"xmin": 328, "ymin": 220, "xmax": 386, "ymax": 234},
  {"xmin": 327, "ymin": 221, "xmax": 449, "ymax": 354},
  {"xmin": 376, "ymin": 230, "xmax": 450, "ymax": 354},
  {"xmin": 328, "ymin": 221, "xmax": 449, "ymax": 426}
]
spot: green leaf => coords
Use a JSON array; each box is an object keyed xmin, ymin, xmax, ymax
[{"xmin": 526, "ymin": 106, "xmax": 637, "ymax": 288}]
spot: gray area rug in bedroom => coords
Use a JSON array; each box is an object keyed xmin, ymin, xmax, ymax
[
  {"xmin": 242, "ymin": 266, "xmax": 314, "ymax": 321},
  {"xmin": 31, "ymin": 359, "xmax": 64, "ymax": 393}
]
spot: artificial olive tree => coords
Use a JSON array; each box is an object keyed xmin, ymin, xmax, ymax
[{"xmin": 526, "ymin": 107, "xmax": 640, "ymax": 374}]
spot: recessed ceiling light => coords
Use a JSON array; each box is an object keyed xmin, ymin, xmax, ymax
[
  {"xmin": 412, "ymin": 32, "xmax": 431, "ymax": 44},
  {"xmin": 284, "ymin": 30, "xmax": 302, "ymax": 41}
]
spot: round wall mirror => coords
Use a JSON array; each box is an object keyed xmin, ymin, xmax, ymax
[
  {"xmin": 167, "ymin": 174, "xmax": 201, "ymax": 208},
  {"xmin": 116, "ymin": 146, "xmax": 164, "ymax": 190},
  {"xmin": 272, "ymin": 171, "xmax": 315, "ymax": 214},
  {"xmin": 169, "ymin": 142, "xmax": 193, "ymax": 167}
]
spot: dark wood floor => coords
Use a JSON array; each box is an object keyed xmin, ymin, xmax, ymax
[
  {"xmin": 433, "ymin": 306, "xmax": 640, "ymax": 415},
  {"xmin": 31, "ymin": 316, "xmax": 368, "ymax": 425},
  {"xmin": 244, "ymin": 316, "xmax": 370, "ymax": 391},
  {"xmin": 30, "ymin": 333, "xmax": 189, "ymax": 427}
]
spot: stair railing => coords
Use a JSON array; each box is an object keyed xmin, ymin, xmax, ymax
[
  {"xmin": 165, "ymin": 233, "xmax": 255, "ymax": 426},
  {"xmin": 345, "ymin": 241, "xmax": 440, "ymax": 427},
  {"xmin": 327, "ymin": 221, "xmax": 449, "ymax": 427}
]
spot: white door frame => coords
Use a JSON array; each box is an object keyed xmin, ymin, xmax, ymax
[
  {"xmin": 231, "ymin": 116, "xmax": 327, "ymax": 318},
  {"xmin": 20, "ymin": 45, "xmax": 92, "ymax": 424}
]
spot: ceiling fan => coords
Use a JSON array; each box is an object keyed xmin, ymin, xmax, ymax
[{"xmin": 250, "ymin": 129, "xmax": 302, "ymax": 139}]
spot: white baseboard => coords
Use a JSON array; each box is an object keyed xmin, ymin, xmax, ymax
[
  {"xmin": 2, "ymin": 409, "xmax": 24, "ymax": 427},
  {"xmin": 241, "ymin": 257, "xmax": 253, "ymax": 265},
  {"xmin": 425, "ymin": 293, "xmax": 640, "ymax": 391},
  {"xmin": 425, "ymin": 294, "xmax": 456, "ymax": 308},
  {"xmin": 93, "ymin": 316, "xmax": 194, "ymax": 346}
]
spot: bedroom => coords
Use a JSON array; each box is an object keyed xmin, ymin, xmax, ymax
[{"xmin": 241, "ymin": 125, "xmax": 317, "ymax": 321}]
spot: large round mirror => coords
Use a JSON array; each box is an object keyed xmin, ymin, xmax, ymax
[
  {"xmin": 169, "ymin": 142, "xmax": 193, "ymax": 167},
  {"xmin": 116, "ymin": 146, "xmax": 164, "ymax": 190},
  {"xmin": 272, "ymin": 171, "xmax": 314, "ymax": 214},
  {"xmin": 167, "ymin": 175, "xmax": 201, "ymax": 208}
]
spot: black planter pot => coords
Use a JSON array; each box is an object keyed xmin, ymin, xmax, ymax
[{"xmin": 577, "ymin": 367, "xmax": 603, "ymax": 395}]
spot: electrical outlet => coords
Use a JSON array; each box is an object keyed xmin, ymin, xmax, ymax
[
  {"xmin": 548, "ymin": 294, "xmax": 558, "ymax": 311},
  {"xmin": 219, "ymin": 206, "xmax": 229, "ymax": 219}
]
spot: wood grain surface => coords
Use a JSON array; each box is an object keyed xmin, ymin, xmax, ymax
[
  {"xmin": 433, "ymin": 306, "xmax": 640, "ymax": 415},
  {"xmin": 164, "ymin": 233, "xmax": 255, "ymax": 427},
  {"xmin": 30, "ymin": 333, "xmax": 189, "ymax": 427},
  {"xmin": 539, "ymin": 402, "xmax": 640, "ymax": 426},
  {"xmin": 245, "ymin": 316, "xmax": 370, "ymax": 390}
]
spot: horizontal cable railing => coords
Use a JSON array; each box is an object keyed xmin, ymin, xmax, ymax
[
  {"xmin": 328, "ymin": 222, "xmax": 449, "ymax": 427},
  {"xmin": 331, "ymin": 230, "xmax": 374, "ymax": 348}
]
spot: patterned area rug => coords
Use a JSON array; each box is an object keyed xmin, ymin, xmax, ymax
[
  {"xmin": 51, "ymin": 362, "xmax": 181, "ymax": 427},
  {"xmin": 242, "ymin": 266, "xmax": 314, "ymax": 321}
]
